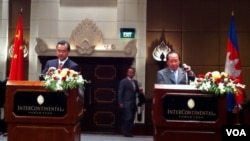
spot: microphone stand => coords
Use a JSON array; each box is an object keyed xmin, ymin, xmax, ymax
[
  {"xmin": 185, "ymin": 71, "xmax": 188, "ymax": 84},
  {"xmin": 182, "ymin": 64, "xmax": 189, "ymax": 84}
]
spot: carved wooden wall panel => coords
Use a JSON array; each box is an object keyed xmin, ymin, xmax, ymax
[
  {"xmin": 95, "ymin": 65, "xmax": 116, "ymax": 80},
  {"xmin": 94, "ymin": 88, "xmax": 116, "ymax": 103}
]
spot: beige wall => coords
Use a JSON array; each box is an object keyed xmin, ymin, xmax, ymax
[{"xmin": 146, "ymin": 0, "xmax": 250, "ymax": 100}]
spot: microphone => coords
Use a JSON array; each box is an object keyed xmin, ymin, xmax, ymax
[
  {"xmin": 182, "ymin": 63, "xmax": 189, "ymax": 84},
  {"xmin": 182, "ymin": 63, "xmax": 189, "ymax": 70}
]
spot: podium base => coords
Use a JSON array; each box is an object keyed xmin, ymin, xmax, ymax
[
  {"xmin": 154, "ymin": 128, "xmax": 221, "ymax": 141},
  {"xmin": 7, "ymin": 122, "xmax": 81, "ymax": 141}
]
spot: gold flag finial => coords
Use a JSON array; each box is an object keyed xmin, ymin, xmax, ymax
[
  {"xmin": 231, "ymin": 11, "xmax": 234, "ymax": 16},
  {"xmin": 20, "ymin": 8, "xmax": 23, "ymax": 13}
]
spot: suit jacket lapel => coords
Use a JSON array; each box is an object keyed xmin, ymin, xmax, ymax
[
  {"xmin": 165, "ymin": 68, "xmax": 175, "ymax": 84},
  {"xmin": 127, "ymin": 78, "xmax": 136, "ymax": 92},
  {"xmin": 177, "ymin": 68, "xmax": 187, "ymax": 84},
  {"xmin": 54, "ymin": 60, "xmax": 59, "ymax": 69},
  {"xmin": 63, "ymin": 59, "xmax": 71, "ymax": 69},
  {"xmin": 176, "ymin": 68, "xmax": 181, "ymax": 84}
]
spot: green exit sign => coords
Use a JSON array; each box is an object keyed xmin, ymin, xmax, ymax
[{"xmin": 120, "ymin": 28, "xmax": 135, "ymax": 38}]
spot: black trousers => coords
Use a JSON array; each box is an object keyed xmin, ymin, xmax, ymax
[{"xmin": 121, "ymin": 107, "xmax": 136, "ymax": 135}]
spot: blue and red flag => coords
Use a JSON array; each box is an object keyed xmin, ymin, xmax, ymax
[{"xmin": 224, "ymin": 12, "xmax": 244, "ymax": 111}]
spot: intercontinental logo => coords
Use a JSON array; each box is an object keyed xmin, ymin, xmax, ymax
[
  {"xmin": 187, "ymin": 98, "xmax": 195, "ymax": 109},
  {"xmin": 15, "ymin": 94, "xmax": 65, "ymax": 116},
  {"xmin": 166, "ymin": 97, "xmax": 217, "ymax": 120},
  {"xmin": 13, "ymin": 91, "xmax": 67, "ymax": 117},
  {"xmin": 37, "ymin": 95, "xmax": 45, "ymax": 105}
]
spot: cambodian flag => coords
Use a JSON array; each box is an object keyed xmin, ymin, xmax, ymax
[{"xmin": 224, "ymin": 12, "xmax": 244, "ymax": 111}]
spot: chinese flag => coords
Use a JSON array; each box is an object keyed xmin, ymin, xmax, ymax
[
  {"xmin": 9, "ymin": 11, "xmax": 25, "ymax": 80},
  {"xmin": 224, "ymin": 12, "xmax": 244, "ymax": 110}
]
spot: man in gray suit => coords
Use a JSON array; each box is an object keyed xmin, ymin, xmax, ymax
[
  {"xmin": 118, "ymin": 67, "xmax": 139, "ymax": 137},
  {"xmin": 41, "ymin": 40, "xmax": 80, "ymax": 75},
  {"xmin": 157, "ymin": 51, "xmax": 195, "ymax": 84}
]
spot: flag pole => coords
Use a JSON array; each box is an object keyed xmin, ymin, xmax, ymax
[
  {"xmin": 232, "ymin": 10, "xmax": 240, "ymax": 125},
  {"xmin": 230, "ymin": 10, "xmax": 241, "ymax": 125}
]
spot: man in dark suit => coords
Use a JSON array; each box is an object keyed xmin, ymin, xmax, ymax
[
  {"xmin": 118, "ymin": 67, "xmax": 139, "ymax": 137},
  {"xmin": 157, "ymin": 51, "xmax": 195, "ymax": 84},
  {"xmin": 41, "ymin": 40, "xmax": 80, "ymax": 75}
]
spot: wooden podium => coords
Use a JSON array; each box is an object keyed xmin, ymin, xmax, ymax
[
  {"xmin": 5, "ymin": 80, "xmax": 84, "ymax": 141},
  {"xmin": 153, "ymin": 84, "xmax": 227, "ymax": 141}
]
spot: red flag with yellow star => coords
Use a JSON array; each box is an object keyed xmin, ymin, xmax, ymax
[{"xmin": 9, "ymin": 11, "xmax": 24, "ymax": 80}]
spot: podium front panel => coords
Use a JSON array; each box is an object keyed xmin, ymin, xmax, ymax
[
  {"xmin": 5, "ymin": 80, "xmax": 84, "ymax": 124},
  {"xmin": 5, "ymin": 80, "xmax": 84, "ymax": 141},
  {"xmin": 153, "ymin": 84, "xmax": 227, "ymax": 141},
  {"xmin": 162, "ymin": 93, "xmax": 218, "ymax": 121}
]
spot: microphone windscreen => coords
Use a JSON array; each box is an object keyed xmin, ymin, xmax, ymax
[{"xmin": 182, "ymin": 63, "xmax": 188, "ymax": 69}]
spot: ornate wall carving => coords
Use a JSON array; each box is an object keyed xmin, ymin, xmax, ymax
[
  {"xmin": 70, "ymin": 18, "xmax": 103, "ymax": 55},
  {"xmin": 35, "ymin": 19, "xmax": 137, "ymax": 58}
]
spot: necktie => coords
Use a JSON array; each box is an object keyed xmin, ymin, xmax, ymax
[
  {"xmin": 131, "ymin": 80, "xmax": 136, "ymax": 90},
  {"xmin": 58, "ymin": 63, "xmax": 63, "ymax": 69},
  {"xmin": 173, "ymin": 71, "xmax": 178, "ymax": 84}
]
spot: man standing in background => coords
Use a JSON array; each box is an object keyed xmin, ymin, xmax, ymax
[{"xmin": 118, "ymin": 67, "xmax": 139, "ymax": 137}]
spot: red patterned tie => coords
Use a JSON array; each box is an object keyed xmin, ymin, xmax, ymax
[{"xmin": 58, "ymin": 63, "xmax": 63, "ymax": 69}]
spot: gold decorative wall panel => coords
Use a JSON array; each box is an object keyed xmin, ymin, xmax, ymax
[
  {"xmin": 95, "ymin": 65, "xmax": 116, "ymax": 80},
  {"xmin": 93, "ymin": 111, "xmax": 115, "ymax": 126},
  {"xmin": 94, "ymin": 88, "xmax": 116, "ymax": 103}
]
